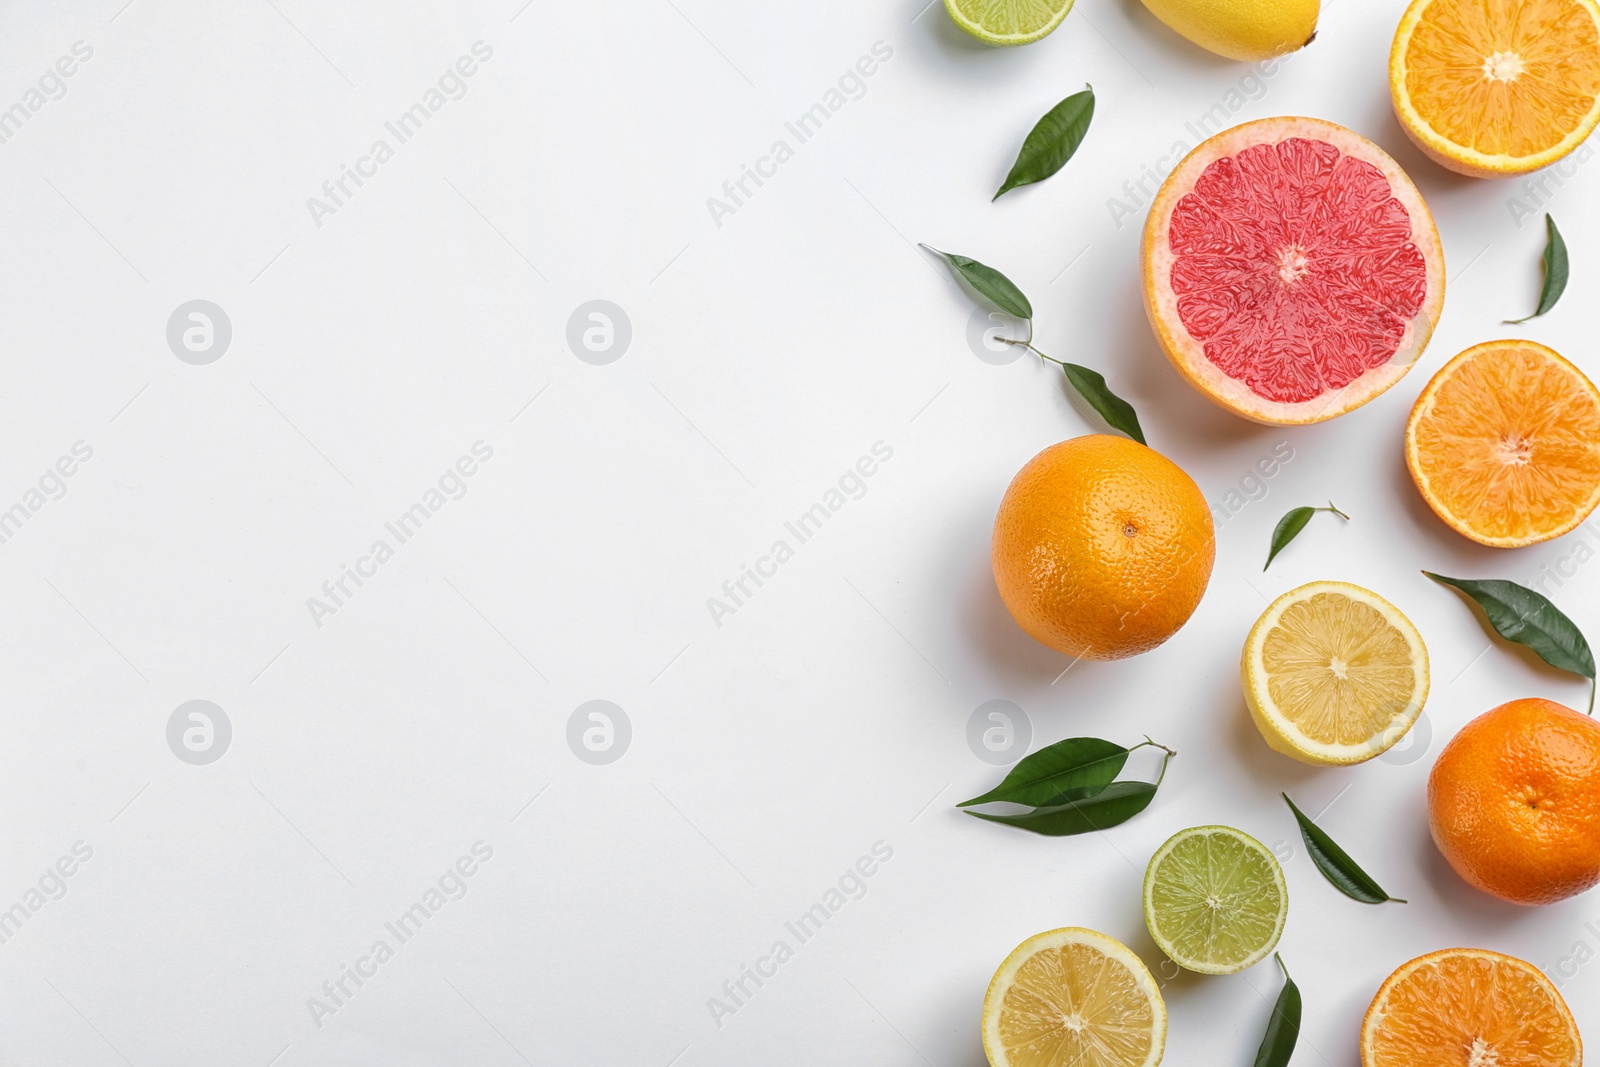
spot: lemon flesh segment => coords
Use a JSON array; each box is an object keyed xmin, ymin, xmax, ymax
[
  {"xmin": 944, "ymin": 0, "xmax": 1076, "ymax": 46},
  {"xmin": 982, "ymin": 928, "xmax": 1166, "ymax": 1067},
  {"xmin": 1143, "ymin": 826, "xmax": 1286, "ymax": 975},
  {"xmin": 1243, "ymin": 581, "xmax": 1429, "ymax": 766}
]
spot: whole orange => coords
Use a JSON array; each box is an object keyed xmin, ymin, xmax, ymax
[
  {"xmin": 1429, "ymin": 698, "xmax": 1600, "ymax": 905},
  {"xmin": 991, "ymin": 435, "xmax": 1214, "ymax": 661}
]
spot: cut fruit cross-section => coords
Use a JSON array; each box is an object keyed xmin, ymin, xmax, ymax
[
  {"xmin": 1142, "ymin": 825, "xmax": 1287, "ymax": 975},
  {"xmin": 944, "ymin": 0, "xmax": 1077, "ymax": 46},
  {"xmin": 1407, "ymin": 340, "xmax": 1600, "ymax": 547},
  {"xmin": 982, "ymin": 927, "xmax": 1166, "ymax": 1067},
  {"xmin": 1242, "ymin": 581, "xmax": 1429, "ymax": 765},
  {"xmin": 1362, "ymin": 948, "xmax": 1580, "ymax": 1067},
  {"xmin": 1143, "ymin": 117, "xmax": 1445, "ymax": 425},
  {"xmin": 1391, "ymin": 0, "xmax": 1600, "ymax": 177}
]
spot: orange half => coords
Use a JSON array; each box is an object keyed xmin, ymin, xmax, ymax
[
  {"xmin": 1406, "ymin": 340, "xmax": 1600, "ymax": 547},
  {"xmin": 1362, "ymin": 948, "xmax": 1580, "ymax": 1067},
  {"xmin": 1391, "ymin": 0, "xmax": 1600, "ymax": 177}
]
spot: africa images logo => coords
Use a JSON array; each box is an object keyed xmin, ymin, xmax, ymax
[
  {"xmin": 705, "ymin": 41, "xmax": 894, "ymax": 229},
  {"xmin": 706, "ymin": 841, "xmax": 893, "ymax": 1029},
  {"xmin": 305, "ymin": 441, "xmax": 494, "ymax": 628},
  {"xmin": 706, "ymin": 441, "xmax": 893, "ymax": 628},
  {"xmin": 305, "ymin": 42, "xmax": 495, "ymax": 229},
  {"xmin": 305, "ymin": 841, "xmax": 494, "ymax": 1028}
]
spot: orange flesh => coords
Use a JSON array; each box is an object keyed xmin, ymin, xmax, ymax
[
  {"xmin": 1409, "ymin": 343, "xmax": 1600, "ymax": 544},
  {"xmin": 1366, "ymin": 952, "xmax": 1578, "ymax": 1066},
  {"xmin": 1403, "ymin": 0, "xmax": 1600, "ymax": 158}
]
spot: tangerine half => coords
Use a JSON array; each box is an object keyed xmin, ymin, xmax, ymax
[
  {"xmin": 1406, "ymin": 340, "xmax": 1600, "ymax": 547},
  {"xmin": 1391, "ymin": 0, "xmax": 1600, "ymax": 177},
  {"xmin": 1362, "ymin": 948, "xmax": 1580, "ymax": 1067}
]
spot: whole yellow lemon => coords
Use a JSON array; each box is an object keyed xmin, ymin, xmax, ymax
[{"xmin": 1140, "ymin": 0, "xmax": 1319, "ymax": 60}]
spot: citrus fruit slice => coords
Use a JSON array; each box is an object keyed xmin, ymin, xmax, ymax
[
  {"xmin": 1429, "ymin": 698, "xmax": 1600, "ymax": 905},
  {"xmin": 982, "ymin": 927, "xmax": 1166, "ymax": 1067},
  {"xmin": 944, "ymin": 0, "xmax": 1075, "ymax": 46},
  {"xmin": 992, "ymin": 436, "xmax": 1215, "ymax": 662},
  {"xmin": 1390, "ymin": 0, "xmax": 1600, "ymax": 178},
  {"xmin": 1362, "ymin": 948, "xmax": 1581, "ymax": 1067},
  {"xmin": 1242, "ymin": 581, "xmax": 1429, "ymax": 766},
  {"xmin": 1142, "ymin": 117, "xmax": 1445, "ymax": 426},
  {"xmin": 1142, "ymin": 826, "xmax": 1286, "ymax": 975},
  {"xmin": 1406, "ymin": 340, "xmax": 1600, "ymax": 548}
]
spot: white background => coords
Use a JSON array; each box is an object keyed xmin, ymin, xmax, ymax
[{"xmin": 0, "ymin": 0, "xmax": 1596, "ymax": 1063}]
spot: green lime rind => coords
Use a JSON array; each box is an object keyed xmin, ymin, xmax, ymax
[
  {"xmin": 1143, "ymin": 825, "xmax": 1287, "ymax": 975},
  {"xmin": 943, "ymin": 0, "xmax": 1077, "ymax": 46}
]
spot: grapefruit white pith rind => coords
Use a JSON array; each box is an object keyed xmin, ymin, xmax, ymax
[{"xmin": 1142, "ymin": 117, "xmax": 1446, "ymax": 426}]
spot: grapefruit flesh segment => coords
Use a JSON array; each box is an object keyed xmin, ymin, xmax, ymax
[
  {"xmin": 1406, "ymin": 340, "xmax": 1600, "ymax": 547},
  {"xmin": 1391, "ymin": 0, "xmax": 1600, "ymax": 177},
  {"xmin": 1361, "ymin": 948, "xmax": 1580, "ymax": 1067},
  {"xmin": 1143, "ymin": 118, "xmax": 1445, "ymax": 425},
  {"xmin": 1170, "ymin": 140, "xmax": 1428, "ymax": 404}
]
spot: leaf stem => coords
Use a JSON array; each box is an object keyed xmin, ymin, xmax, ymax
[
  {"xmin": 1324, "ymin": 502, "xmax": 1350, "ymax": 521},
  {"xmin": 997, "ymin": 323, "xmax": 1068, "ymax": 369},
  {"xmin": 998, "ymin": 336, "xmax": 1065, "ymax": 365},
  {"xmin": 1137, "ymin": 735, "xmax": 1178, "ymax": 758},
  {"xmin": 1589, "ymin": 678, "xmax": 1595, "ymax": 716},
  {"xmin": 1150, "ymin": 745, "xmax": 1177, "ymax": 789}
]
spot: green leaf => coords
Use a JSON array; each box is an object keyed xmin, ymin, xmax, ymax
[
  {"xmin": 995, "ymin": 87, "xmax": 1095, "ymax": 200},
  {"xmin": 959, "ymin": 737, "xmax": 1130, "ymax": 808},
  {"xmin": 921, "ymin": 246, "xmax": 1032, "ymax": 319},
  {"xmin": 966, "ymin": 780, "xmax": 1158, "ymax": 836},
  {"xmin": 1062, "ymin": 363, "xmax": 1145, "ymax": 445},
  {"xmin": 1265, "ymin": 502, "xmax": 1348, "ymax": 570},
  {"xmin": 1506, "ymin": 215, "xmax": 1569, "ymax": 324},
  {"xmin": 1252, "ymin": 955, "xmax": 1302, "ymax": 1067},
  {"xmin": 963, "ymin": 745, "xmax": 1175, "ymax": 837},
  {"xmin": 1423, "ymin": 572, "xmax": 1595, "ymax": 681},
  {"xmin": 1283, "ymin": 793, "xmax": 1406, "ymax": 905}
]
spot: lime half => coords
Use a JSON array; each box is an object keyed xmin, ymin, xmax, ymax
[
  {"xmin": 1143, "ymin": 825, "xmax": 1287, "ymax": 975},
  {"xmin": 944, "ymin": 0, "xmax": 1076, "ymax": 46}
]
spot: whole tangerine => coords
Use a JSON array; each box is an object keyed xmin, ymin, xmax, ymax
[
  {"xmin": 1428, "ymin": 697, "xmax": 1600, "ymax": 905},
  {"xmin": 991, "ymin": 435, "xmax": 1215, "ymax": 662}
]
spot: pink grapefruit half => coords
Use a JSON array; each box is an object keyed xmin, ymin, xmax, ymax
[{"xmin": 1142, "ymin": 117, "xmax": 1445, "ymax": 426}]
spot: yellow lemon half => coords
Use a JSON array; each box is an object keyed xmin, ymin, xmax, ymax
[
  {"xmin": 982, "ymin": 927, "xmax": 1165, "ymax": 1067},
  {"xmin": 1242, "ymin": 581, "xmax": 1428, "ymax": 765}
]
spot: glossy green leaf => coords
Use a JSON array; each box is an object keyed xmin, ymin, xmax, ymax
[
  {"xmin": 1283, "ymin": 793, "xmax": 1405, "ymax": 904},
  {"xmin": 1252, "ymin": 955, "xmax": 1301, "ymax": 1067},
  {"xmin": 1265, "ymin": 502, "xmax": 1347, "ymax": 570},
  {"xmin": 966, "ymin": 780, "xmax": 1159, "ymax": 836},
  {"xmin": 922, "ymin": 246, "xmax": 1032, "ymax": 319},
  {"xmin": 959, "ymin": 736, "xmax": 1130, "ymax": 808},
  {"xmin": 963, "ymin": 745, "xmax": 1174, "ymax": 837},
  {"xmin": 995, "ymin": 87, "xmax": 1095, "ymax": 200},
  {"xmin": 1506, "ymin": 215, "xmax": 1569, "ymax": 323},
  {"xmin": 1424, "ymin": 572, "xmax": 1594, "ymax": 681},
  {"xmin": 1062, "ymin": 363, "xmax": 1145, "ymax": 445}
]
